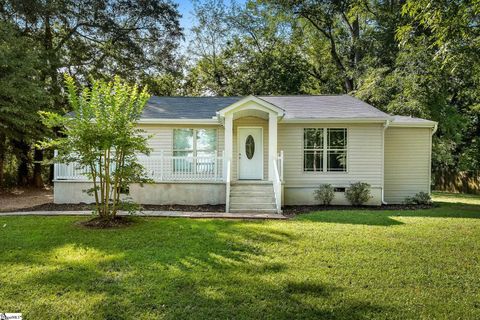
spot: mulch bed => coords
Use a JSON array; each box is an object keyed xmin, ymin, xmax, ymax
[
  {"xmin": 9, "ymin": 202, "xmax": 226, "ymax": 213},
  {"xmin": 9, "ymin": 202, "xmax": 433, "ymax": 218},
  {"xmin": 77, "ymin": 216, "xmax": 135, "ymax": 229},
  {"xmin": 282, "ymin": 203, "xmax": 434, "ymax": 216},
  {"xmin": 142, "ymin": 204, "xmax": 226, "ymax": 212}
]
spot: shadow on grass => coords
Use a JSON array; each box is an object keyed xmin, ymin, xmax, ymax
[
  {"xmin": 0, "ymin": 217, "xmax": 393, "ymax": 319},
  {"xmin": 295, "ymin": 200, "xmax": 480, "ymax": 226}
]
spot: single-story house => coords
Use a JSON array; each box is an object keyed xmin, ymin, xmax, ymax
[{"xmin": 54, "ymin": 95, "xmax": 437, "ymax": 213}]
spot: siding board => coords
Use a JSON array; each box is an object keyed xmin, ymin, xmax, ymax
[
  {"xmin": 384, "ymin": 127, "xmax": 432, "ymax": 203},
  {"xmin": 277, "ymin": 123, "xmax": 383, "ymax": 188}
]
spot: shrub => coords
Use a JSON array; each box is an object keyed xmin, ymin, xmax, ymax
[
  {"xmin": 314, "ymin": 184, "xmax": 335, "ymax": 205},
  {"xmin": 40, "ymin": 75, "xmax": 151, "ymax": 220},
  {"xmin": 345, "ymin": 182, "xmax": 372, "ymax": 206},
  {"xmin": 404, "ymin": 192, "xmax": 432, "ymax": 205}
]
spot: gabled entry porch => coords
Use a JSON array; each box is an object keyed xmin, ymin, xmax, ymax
[{"xmin": 216, "ymin": 96, "xmax": 285, "ymax": 213}]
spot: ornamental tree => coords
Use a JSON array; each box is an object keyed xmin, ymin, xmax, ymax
[{"xmin": 40, "ymin": 75, "xmax": 151, "ymax": 220}]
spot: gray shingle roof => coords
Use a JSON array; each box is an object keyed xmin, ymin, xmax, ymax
[
  {"xmin": 144, "ymin": 96, "xmax": 242, "ymax": 119},
  {"xmin": 142, "ymin": 95, "xmax": 390, "ymax": 120},
  {"xmin": 258, "ymin": 95, "xmax": 389, "ymax": 119}
]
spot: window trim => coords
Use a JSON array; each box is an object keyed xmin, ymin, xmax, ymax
[{"xmin": 303, "ymin": 127, "xmax": 348, "ymax": 173}]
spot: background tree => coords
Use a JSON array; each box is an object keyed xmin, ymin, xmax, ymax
[
  {"xmin": 0, "ymin": 0, "xmax": 182, "ymax": 187},
  {"xmin": 186, "ymin": 0, "xmax": 231, "ymax": 95},
  {"xmin": 0, "ymin": 21, "xmax": 49, "ymax": 187},
  {"xmin": 182, "ymin": 0, "xmax": 479, "ymax": 190}
]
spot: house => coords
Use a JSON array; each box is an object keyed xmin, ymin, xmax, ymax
[{"xmin": 53, "ymin": 95, "xmax": 437, "ymax": 213}]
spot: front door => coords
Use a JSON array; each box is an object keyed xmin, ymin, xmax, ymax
[{"xmin": 238, "ymin": 127, "xmax": 263, "ymax": 180}]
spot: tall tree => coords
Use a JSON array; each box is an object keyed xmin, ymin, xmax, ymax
[
  {"xmin": 185, "ymin": 0, "xmax": 315, "ymax": 95},
  {"xmin": 0, "ymin": 0, "xmax": 182, "ymax": 186},
  {"xmin": 267, "ymin": 0, "xmax": 369, "ymax": 92},
  {"xmin": 187, "ymin": 0, "xmax": 231, "ymax": 95},
  {"xmin": 0, "ymin": 21, "xmax": 48, "ymax": 187}
]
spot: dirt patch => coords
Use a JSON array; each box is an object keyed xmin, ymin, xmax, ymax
[
  {"xmin": 77, "ymin": 216, "xmax": 135, "ymax": 229},
  {"xmin": 0, "ymin": 188, "xmax": 54, "ymax": 212},
  {"xmin": 282, "ymin": 204, "xmax": 434, "ymax": 216}
]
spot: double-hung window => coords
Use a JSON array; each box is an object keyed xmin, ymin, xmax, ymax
[
  {"xmin": 303, "ymin": 128, "xmax": 347, "ymax": 172},
  {"xmin": 173, "ymin": 129, "xmax": 217, "ymax": 173}
]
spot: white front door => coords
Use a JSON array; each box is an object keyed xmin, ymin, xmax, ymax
[{"xmin": 238, "ymin": 127, "xmax": 263, "ymax": 180}]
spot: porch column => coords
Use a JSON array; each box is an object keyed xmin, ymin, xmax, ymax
[
  {"xmin": 268, "ymin": 112, "xmax": 278, "ymax": 181},
  {"xmin": 224, "ymin": 113, "xmax": 233, "ymax": 180}
]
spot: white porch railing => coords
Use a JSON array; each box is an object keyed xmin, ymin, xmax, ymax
[
  {"xmin": 277, "ymin": 150, "xmax": 284, "ymax": 182},
  {"xmin": 54, "ymin": 152, "xmax": 225, "ymax": 182},
  {"xmin": 272, "ymin": 151, "xmax": 284, "ymax": 214}
]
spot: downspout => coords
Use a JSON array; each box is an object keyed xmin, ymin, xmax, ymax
[{"xmin": 381, "ymin": 119, "xmax": 390, "ymax": 205}]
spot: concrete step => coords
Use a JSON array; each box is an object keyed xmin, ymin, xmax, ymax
[
  {"xmin": 230, "ymin": 208, "xmax": 278, "ymax": 213},
  {"xmin": 232, "ymin": 181, "xmax": 273, "ymax": 185},
  {"xmin": 230, "ymin": 185, "xmax": 274, "ymax": 192},
  {"xmin": 230, "ymin": 196, "xmax": 275, "ymax": 204},
  {"xmin": 230, "ymin": 191, "xmax": 274, "ymax": 197},
  {"xmin": 230, "ymin": 203, "xmax": 277, "ymax": 210},
  {"xmin": 229, "ymin": 182, "xmax": 277, "ymax": 213}
]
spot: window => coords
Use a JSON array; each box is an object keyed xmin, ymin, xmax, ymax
[
  {"xmin": 304, "ymin": 128, "xmax": 323, "ymax": 172},
  {"xmin": 173, "ymin": 129, "xmax": 217, "ymax": 173},
  {"xmin": 303, "ymin": 128, "xmax": 347, "ymax": 172},
  {"xmin": 327, "ymin": 128, "xmax": 347, "ymax": 172}
]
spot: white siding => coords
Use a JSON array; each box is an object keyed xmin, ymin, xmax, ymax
[
  {"xmin": 384, "ymin": 127, "xmax": 432, "ymax": 204},
  {"xmin": 136, "ymin": 121, "xmax": 389, "ymax": 206},
  {"xmin": 278, "ymin": 123, "xmax": 383, "ymax": 206},
  {"xmin": 278, "ymin": 123, "xmax": 383, "ymax": 187}
]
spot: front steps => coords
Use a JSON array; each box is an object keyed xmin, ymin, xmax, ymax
[{"xmin": 229, "ymin": 182, "xmax": 278, "ymax": 213}]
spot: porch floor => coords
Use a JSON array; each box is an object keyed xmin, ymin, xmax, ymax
[{"xmin": 0, "ymin": 210, "xmax": 287, "ymax": 220}]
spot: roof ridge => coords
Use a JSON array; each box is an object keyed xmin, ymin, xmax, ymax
[
  {"xmin": 257, "ymin": 94, "xmax": 347, "ymax": 97},
  {"xmin": 150, "ymin": 94, "xmax": 351, "ymax": 98},
  {"xmin": 150, "ymin": 96, "xmax": 244, "ymax": 98}
]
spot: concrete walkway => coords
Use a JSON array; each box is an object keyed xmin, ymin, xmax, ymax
[{"xmin": 0, "ymin": 210, "xmax": 288, "ymax": 220}]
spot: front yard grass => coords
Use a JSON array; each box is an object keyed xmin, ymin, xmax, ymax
[{"xmin": 1, "ymin": 192, "xmax": 479, "ymax": 319}]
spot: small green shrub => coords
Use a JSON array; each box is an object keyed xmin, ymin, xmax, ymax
[
  {"xmin": 314, "ymin": 184, "xmax": 335, "ymax": 205},
  {"xmin": 345, "ymin": 182, "xmax": 372, "ymax": 206},
  {"xmin": 404, "ymin": 192, "xmax": 432, "ymax": 205}
]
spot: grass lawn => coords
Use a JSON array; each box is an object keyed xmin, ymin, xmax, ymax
[{"xmin": 1, "ymin": 193, "xmax": 479, "ymax": 319}]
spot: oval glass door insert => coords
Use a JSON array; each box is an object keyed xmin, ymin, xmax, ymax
[{"xmin": 245, "ymin": 135, "xmax": 255, "ymax": 159}]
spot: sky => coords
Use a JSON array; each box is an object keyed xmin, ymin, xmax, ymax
[{"xmin": 176, "ymin": 0, "xmax": 197, "ymax": 33}]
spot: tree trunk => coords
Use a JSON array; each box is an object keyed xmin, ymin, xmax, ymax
[
  {"xmin": 351, "ymin": 16, "xmax": 360, "ymax": 67},
  {"xmin": 0, "ymin": 133, "xmax": 6, "ymax": 188},
  {"xmin": 32, "ymin": 148, "xmax": 44, "ymax": 187},
  {"xmin": 16, "ymin": 141, "xmax": 30, "ymax": 186},
  {"xmin": 344, "ymin": 78, "xmax": 354, "ymax": 92}
]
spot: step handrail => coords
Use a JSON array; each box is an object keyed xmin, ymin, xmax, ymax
[
  {"xmin": 225, "ymin": 159, "xmax": 231, "ymax": 213},
  {"xmin": 272, "ymin": 156, "xmax": 282, "ymax": 214}
]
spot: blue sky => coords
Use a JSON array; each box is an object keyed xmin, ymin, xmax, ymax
[{"xmin": 176, "ymin": 0, "xmax": 197, "ymax": 32}]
